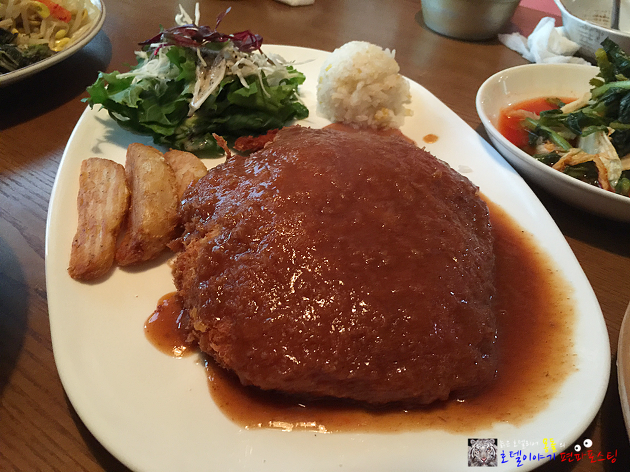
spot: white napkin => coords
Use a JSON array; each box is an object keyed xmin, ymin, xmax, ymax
[
  {"xmin": 498, "ymin": 17, "xmax": 590, "ymax": 65},
  {"xmin": 274, "ymin": 0, "xmax": 314, "ymax": 5}
]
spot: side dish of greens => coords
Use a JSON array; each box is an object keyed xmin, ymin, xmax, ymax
[
  {"xmin": 85, "ymin": 6, "xmax": 308, "ymax": 155},
  {"xmin": 0, "ymin": 27, "xmax": 52, "ymax": 71},
  {"xmin": 0, "ymin": 0, "xmax": 99, "ymax": 74},
  {"xmin": 520, "ymin": 38, "xmax": 630, "ymax": 197}
]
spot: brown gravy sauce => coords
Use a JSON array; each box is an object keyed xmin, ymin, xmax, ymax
[
  {"xmin": 323, "ymin": 122, "xmax": 416, "ymax": 144},
  {"xmin": 144, "ymin": 292, "xmax": 195, "ymax": 358},
  {"xmin": 423, "ymin": 133, "xmax": 439, "ymax": 143},
  {"xmin": 146, "ymin": 199, "xmax": 575, "ymax": 434},
  {"xmin": 322, "ymin": 123, "xmax": 439, "ymax": 146}
]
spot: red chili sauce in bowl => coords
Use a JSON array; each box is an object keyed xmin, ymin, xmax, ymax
[{"xmin": 498, "ymin": 97, "xmax": 575, "ymax": 153}]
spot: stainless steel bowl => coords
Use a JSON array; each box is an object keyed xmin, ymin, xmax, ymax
[
  {"xmin": 421, "ymin": 0, "xmax": 521, "ymax": 41},
  {"xmin": 554, "ymin": 0, "xmax": 630, "ymax": 61}
]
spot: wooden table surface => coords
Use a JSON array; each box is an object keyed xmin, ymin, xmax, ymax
[{"xmin": 1, "ymin": 0, "xmax": 630, "ymax": 470}]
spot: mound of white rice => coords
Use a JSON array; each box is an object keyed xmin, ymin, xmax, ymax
[{"xmin": 316, "ymin": 41, "xmax": 412, "ymax": 129}]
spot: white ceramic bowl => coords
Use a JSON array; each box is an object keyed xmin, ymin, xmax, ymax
[
  {"xmin": 476, "ymin": 62, "xmax": 630, "ymax": 222},
  {"xmin": 554, "ymin": 0, "xmax": 630, "ymax": 62},
  {"xmin": 617, "ymin": 302, "xmax": 630, "ymax": 442}
]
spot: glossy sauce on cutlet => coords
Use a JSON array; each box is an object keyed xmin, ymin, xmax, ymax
[
  {"xmin": 147, "ymin": 200, "xmax": 575, "ymax": 433},
  {"xmin": 324, "ymin": 122, "xmax": 416, "ymax": 144},
  {"xmin": 323, "ymin": 122, "xmax": 439, "ymax": 145},
  {"xmin": 145, "ymin": 293, "xmax": 195, "ymax": 358}
]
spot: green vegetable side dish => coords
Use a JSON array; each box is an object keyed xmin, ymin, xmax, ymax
[
  {"xmin": 0, "ymin": 27, "xmax": 53, "ymax": 71},
  {"xmin": 1, "ymin": 0, "xmax": 99, "ymax": 74},
  {"xmin": 84, "ymin": 7, "xmax": 308, "ymax": 156},
  {"xmin": 518, "ymin": 38, "xmax": 630, "ymax": 197}
]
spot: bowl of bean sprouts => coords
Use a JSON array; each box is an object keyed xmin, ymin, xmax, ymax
[{"xmin": 0, "ymin": 0, "xmax": 104, "ymax": 85}]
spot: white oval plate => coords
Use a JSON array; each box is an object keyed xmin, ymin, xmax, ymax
[
  {"xmin": 476, "ymin": 62, "xmax": 630, "ymax": 222},
  {"xmin": 46, "ymin": 45, "xmax": 610, "ymax": 472},
  {"xmin": 0, "ymin": 0, "xmax": 105, "ymax": 87},
  {"xmin": 618, "ymin": 302, "xmax": 630, "ymax": 440}
]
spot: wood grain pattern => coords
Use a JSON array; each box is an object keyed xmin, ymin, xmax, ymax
[{"xmin": 1, "ymin": 1, "xmax": 629, "ymax": 470}]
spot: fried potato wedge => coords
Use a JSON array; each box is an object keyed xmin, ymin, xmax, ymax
[
  {"xmin": 115, "ymin": 143, "xmax": 179, "ymax": 266},
  {"xmin": 68, "ymin": 158, "xmax": 130, "ymax": 281},
  {"xmin": 162, "ymin": 149, "xmax": 208, "ymax": 199}
]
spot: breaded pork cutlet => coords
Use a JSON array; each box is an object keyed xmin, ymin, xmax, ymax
[{"xmin": 172, "ymin": 126, "xmax": 497, "ymax": 406}]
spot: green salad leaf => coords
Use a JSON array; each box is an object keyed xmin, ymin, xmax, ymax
[{"xmin": 84, "ymin": 10, "xmax": 308, "ymax": 156}]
